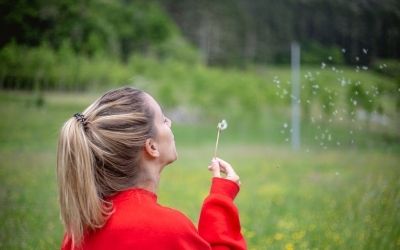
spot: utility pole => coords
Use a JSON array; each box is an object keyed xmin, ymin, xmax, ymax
[{"xmin": 291, "ymin": 42, "xmax": 301, "ymax": 150}]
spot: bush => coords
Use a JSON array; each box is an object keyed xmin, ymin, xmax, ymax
[
  {"xmin": 273, "ymin": 41, "xmax": 344, "ymax": 65},
  {"xmin": 301, "ymin": 41, "xmax": 344, "ymax": 65},
  {"xmin": 371, "ymin": 59, "xmax": 400, "ymax": 79}
]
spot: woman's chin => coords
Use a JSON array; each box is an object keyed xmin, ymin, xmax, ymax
[
  {"xmin": 165, "ymin": 153, "xmax": 178, "ymax": 166},
  {"xmin": 170, "ymin": 153, "xmax": 178, "ymax": 163}
]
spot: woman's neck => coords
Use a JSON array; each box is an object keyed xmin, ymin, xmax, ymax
[{"xmin": 134, "ymin": 162, "xmax": 161, "ymax": 194}]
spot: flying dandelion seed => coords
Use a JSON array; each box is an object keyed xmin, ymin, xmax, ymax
[{"xmin": 214, "ymin": 119, "xmax": 228, "ymax": 158}]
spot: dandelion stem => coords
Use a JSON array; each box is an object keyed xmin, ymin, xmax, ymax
[{"xmin": 214, "ymin": 128, "xmax": 221, "ymax": 159}]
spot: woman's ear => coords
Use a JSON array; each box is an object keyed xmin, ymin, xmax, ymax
[{"xmin": 144, "ymin": 138, "xmax": 160, "ymax": 158}]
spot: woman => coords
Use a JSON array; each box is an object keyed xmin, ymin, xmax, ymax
[{"xmin": 57, "ymin": 87, "xmax": 246, "ymax": 249}]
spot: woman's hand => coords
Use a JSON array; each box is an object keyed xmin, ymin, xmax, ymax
[{"xmin": 208, "ymin": 158, "xmax": 241, "ymax": 185}]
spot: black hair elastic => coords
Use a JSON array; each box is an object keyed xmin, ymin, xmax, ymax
[{"xmin": 73, "ymin": 113, "xmax": 88, "ymax": 129}]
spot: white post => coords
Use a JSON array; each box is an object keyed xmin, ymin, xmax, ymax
[{"xmin": 291, "ymin": 42, "xmax": 301, "ymax": 150}]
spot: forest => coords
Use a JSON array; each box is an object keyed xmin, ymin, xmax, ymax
[{"xmin": 1, "ymin": 0, "xmax": 399, "ymax": 67}]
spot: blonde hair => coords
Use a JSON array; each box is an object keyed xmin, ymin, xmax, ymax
[{"xmin": 57, "ymin": 87, "xmax": 155, "ymax": 247}]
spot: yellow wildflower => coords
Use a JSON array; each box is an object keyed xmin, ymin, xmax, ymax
[
  {"xmin": 274, "ymin": 233, "xmax": 284, "ymax": 241},
  {"xmin": 285, "ymin": 243, "xmax": 294, "ymax": 250}
]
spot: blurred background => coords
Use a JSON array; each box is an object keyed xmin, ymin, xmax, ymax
[{"xmin": 0, "ymin": 0, "xmax": 399, "ymax": 249}]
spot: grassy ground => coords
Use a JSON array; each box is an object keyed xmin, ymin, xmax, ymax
[{"xmin": 0, "ymin": 91, "xmax": 399, "ymax": 249}]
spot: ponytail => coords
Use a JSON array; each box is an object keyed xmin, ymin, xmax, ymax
[
  {"xmin": 56, "ymin": 87, "xmax": 155, "ymax": 247},
  {"xmin": 57, "ymin": 117, "xmax": 112, "ymax": 246}
]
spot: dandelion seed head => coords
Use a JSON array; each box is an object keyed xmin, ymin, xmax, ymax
[{"xmin": 217, "ymin": 119, "xmax": 228, "ymax": 130}]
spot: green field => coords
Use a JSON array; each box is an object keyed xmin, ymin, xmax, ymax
[{"xmin": 0, "ymin": 90, "xmax": 399, "ymax": 250}]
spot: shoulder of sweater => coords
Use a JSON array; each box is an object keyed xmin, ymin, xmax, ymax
[
  {"xmin": 110, "ymin": 199, "xmax": 195, "ymax": 229},
  {"xmin": 156, "ymin": 204, "xmax": 194, "ymax": 225}
]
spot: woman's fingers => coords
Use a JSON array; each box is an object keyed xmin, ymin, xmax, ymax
[
  {"xmin": 208, "ymin": 159, "xmax": 221, "ymax": 178},
  {"xmin": 217, "ymin": 158, "xmax": 240, "ymax": 183},
  {"xmin": 209, "ymin": 158, "xmax": 241, "ymax": 185}
]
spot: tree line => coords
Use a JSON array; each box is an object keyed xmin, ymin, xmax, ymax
[
  {"xmin": 2, "ymin": 0, "xmax": 399, "ymax": 67},
  {"xmin": 0, "ymin": 0, "xmax": 184, "ymax": 62},
  {"xmin": 161, "ymin": 0, "xmax": 400, "ymax": 66}
]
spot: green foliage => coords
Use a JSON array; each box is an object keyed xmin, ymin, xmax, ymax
[
  {"xmin": 0, "ymin": 0, "xmax": 178, "ymax": 61},
  {"xmin": 274, "ymin": 42, "xmax": 345, "ymax": 65},
  {"xmin": 301, "ymin": 41, "xmax": 344, "ymax": 65},
  {"xmin": 371, "ymin": 59, "xmax": 400, "ymax": 111},
  {"xmin": 2, "ymin": 0, "xmax": 400, "ymax": 67},
  {"xmin": 347, "ymin": 84, "xmax": 373, "ymax": 114},
  {"xmin": 153, "ymin": 36, "xmax": 200, "ymax": 64},
  {"xmin": 161, "ymin": 0, "xmax": 400, "ymax": 66},
  {"xmin": 0, "ymin": 43, "xmax": 399, "ymax": 133},
  {"xmin": 371, "ymin": 59, "xmax": 400, "ymax": 79}
]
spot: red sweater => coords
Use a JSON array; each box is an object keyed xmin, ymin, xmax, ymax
[{"xmin": 61, "ymin": 178, "xmax": 247, "ymax": 250}]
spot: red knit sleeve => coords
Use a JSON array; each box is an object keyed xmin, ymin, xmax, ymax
[{"xmin": 198, "ymin": 178, "xmax": 247, "ymax": 250}]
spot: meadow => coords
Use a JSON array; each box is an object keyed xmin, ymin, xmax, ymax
[{"xmin": 0, "ymin": 87, "xmax": 399, "ymax": 250}]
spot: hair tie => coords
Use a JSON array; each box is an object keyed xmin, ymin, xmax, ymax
[{"xmin": 73, "ymin": 113, "xmax": 88, "ymax": 129}]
